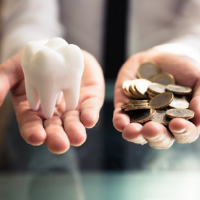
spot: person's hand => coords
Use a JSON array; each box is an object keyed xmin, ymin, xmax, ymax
[
  {"xmin": 113, "ymin": 49, "xmax": 200, "ymax": 149},
  {"xmin": 0, "ymin": 50, "xmax": 105, "ymax": 154}
]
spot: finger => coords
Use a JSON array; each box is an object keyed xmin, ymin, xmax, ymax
[
  {"xmin": 122, "ymin": 123, "xmax": 147, "ymax": 145},
  {"xmin": 0, "ymin": 52, "xmax": 24, "ymax": 105},
  {"xmin": 79, "ymin": 51, "xmax": 105, "ymax": 128},
  {"xmin": 113, "ymin": 54, "xmax": 145, "ymax": 131},
  {"xmin": 141, "ymin": 121, "xmax": 175, "ymax": 149},
  {"xmin": 113, "ymin": 108, "xmax": 130, "ymax": 132},
  {"xmin": 151, "ymin": 53, "xmax": 200, "ymax": 143},
  {"xmin": 152, "ymin": 53, "xmax": 200, "ymax": 87},
  {"xmin": 80, "ymin": 89, "xmax": 102, "ymax": 128},
  {"xmin": 190, "ymin": 96, "xmax": 200, "ymax": 127},
  {"xmin": 15, "ymin": 100, "xmax": 46, "ymax": 146},
  {"xmin": 63, "ymin": 110, "xmax": 87, "ymax": 146},
  {"xmin": 169, "ymin": 118, "xmax": 199, "ymax": 144},
  {"xmin": 44, "ymin": 116, "xmax": 70, "ymax": 154},
  {"xmin": 190, "ymin": 80, "xmax": 200, "ymax": 127}
]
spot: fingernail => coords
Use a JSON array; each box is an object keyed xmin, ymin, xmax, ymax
[
  {"xmin": 173, "ymin": 128, "xmax": 186, "ymax": 134},
  {"xmin": 132, "ymin": 135, "xmax": 148, "ymax": 145}
]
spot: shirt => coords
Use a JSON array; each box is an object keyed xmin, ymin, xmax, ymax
[{"xmin": 1, "ymin": 0, "xmax": 200, "ymax": 65}]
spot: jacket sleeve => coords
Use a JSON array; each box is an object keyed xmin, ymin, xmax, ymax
[
  {"xmin": 153, "ymin": 0, "xmax": 200, "ymax": 64},
  {"xmin": 0, "ymin": 0, "xmax": 64, "ymax": 62}
]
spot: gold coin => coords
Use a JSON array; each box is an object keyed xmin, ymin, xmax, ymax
[
  {"xmin": 121, "ymin": 103, "xmax": 134, "ymax": 110},
  {"xmin": 126, "ymin": 102, "xmax": 149, "ymax": 107},
  {"xmin": 121, "ymin": 103, "xmax": 149, "ymax": 111},
  {"xmin": 169, "ymin": 96, "xmax": 189, "ymax": 109},
  {"xmin": 151, "ymin": 110, "xmax": 171, "ymax": 126},
  {"xmin": 122, "ymin": 80, "xmax": 133, "ymax": 98},
  {"xmin": 148, "ymin": 83, "xmax": 166, "ymax": 94},
  {"xmin": 123, "ymin": 103, "xmax": 149, "ymax": 107},
  {"xmin": 130, "ymin": 108, "xmax": 156, "ymax": 123},
  {"xmin": 150, "ymin": 92, "xmax": 174, "ymax": 109},
  {"xmin": 137, "ymin": 62, "xmax": 161, "ymax": 79},
  {"xmin": 126, "ymin": 99, "xmax": 149, "ymax": 104},
  {"xmin": 166, "ymin": 84, "xmax": 192, "ymax": 95},
  {"xmin": 146, "ymin": 90, "xmax": 157, "ymax": 96},
  {"xmin": 133, "ymin": 103, "xmax": 149, "ymax": 106},
  {"xmin": 127, "ymin": 81, "xmax": 137, "ymax": 98},
  {"xmin": 135, "ymin": 79, "xmax": 152, "ymax": 96},
  {"xmin": 128, "ymin": 85, "xmax": 139, "ymax": 99},
  {"xmin": 129, "ymin": 80, "xmax": 144, "ymax": 98},
  {"xmin": 150, "ymin": 73, "xmax": 175, "ymax": 85},
  {"xmin": 124, "ymin": 104, "xmax": 151, "ymax": 111},
  {"xmin": 134, "ymin": 84, "xmax": 148, "ymax": 98},
  {"xmin": 182, "ymin": 96, "xmax": 190, "ymax": 102},
  {"xmin": 130, "ymin": 80, "xmax": 147, "ymax": 98},
  {"xmin": 166, "ymin": 109, "xmax": 194, "ymax": 119},
  {"xmin": 149, "ymin": 94, "xmax": 155, "ymax": 99},
  {"xmin": 124, "ymin": 80, "xmax": 137, "ymax": 98}
]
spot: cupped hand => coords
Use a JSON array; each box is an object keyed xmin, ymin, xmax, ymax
[
  {"xmin": 113, "ymin": 50, "xmax": 200, "ymax": 149},
  {"xmin": 0, "ymin": 50, "xmax": 105, "ymax": 154}
]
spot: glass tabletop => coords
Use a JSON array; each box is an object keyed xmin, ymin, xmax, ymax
[{"xmin": 1, "ymin": 171, "xmax": 200, "ymax": 200}]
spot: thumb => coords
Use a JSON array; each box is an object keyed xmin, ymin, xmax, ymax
[
  {"xmin": 152, "ymin": 52, "xmax": 200, "ymax": 87},
  {"xmin": 0, "ymin": 51, "xmax": 24, "ymax": 105}
]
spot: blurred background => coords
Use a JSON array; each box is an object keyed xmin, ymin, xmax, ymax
[{"xmin": 1, "ymin": 0, "xmax": 200, "ymax": 200}]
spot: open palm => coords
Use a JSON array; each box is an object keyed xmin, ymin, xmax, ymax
[
  {"xmin": 113, "ymin": 50, "xmax": 200, "ymax": 149},
  {"xmin": 0, "ymin": 51, "xmax": 105, "ymax": 154}
]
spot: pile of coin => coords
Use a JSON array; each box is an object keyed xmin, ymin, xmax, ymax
[{"xmin": 121, "ymin": 62, "xmax": 194, "ymax": 125}]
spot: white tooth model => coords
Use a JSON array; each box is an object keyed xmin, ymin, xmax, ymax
[{"xmin": 21, "ymin": 37, "xmax": 84, "ymax": 119}]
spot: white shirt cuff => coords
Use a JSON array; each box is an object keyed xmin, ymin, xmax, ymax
[{"xmin": 152, "ymin": 43, "xmax": 200, "ymax": 64}]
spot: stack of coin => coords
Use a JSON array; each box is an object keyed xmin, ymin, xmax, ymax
[
  {"xmin": 121, "ymin": 100, "xmax": 150, "ymax": 111},
  {"xmin": 121, "ymin": 62, "xmax": 194, "ymax": 125},
  {"xmin": 122, "ymin": 79, "xmax": 151, "ymax": 99}
]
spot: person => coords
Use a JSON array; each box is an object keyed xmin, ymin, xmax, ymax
[{"xmin": 0, "ymin": 0, "xmax": 200, "ymax": 155}]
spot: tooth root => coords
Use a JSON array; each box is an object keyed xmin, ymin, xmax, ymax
[
  {"xmin": 63, "ymin": 88, "xmax": 79, "ymax": 111},
  {"xmin": 56, "ymin": 91, "xmax": 63, "ymax": 105},
  {"xmin": 39, "ymin": 90, "xmax": 58, "ymax": 119},
  {"xmin": 25, "ymin": 81, "xmax": 40, "ymax": 111}
]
